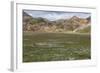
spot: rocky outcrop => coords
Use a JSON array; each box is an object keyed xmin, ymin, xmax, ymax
[{"xmin": 23, "ymin": 11, "xmax": 91, "ymax": 33}]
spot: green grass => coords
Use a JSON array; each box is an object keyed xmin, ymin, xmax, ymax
[
  {"xmin": 23, "ymin": 32, "xmax": 91, "ymax": 62},
  {"xmin": 77, "ymin": 26, "xmax": 91, "ymax": 33}
]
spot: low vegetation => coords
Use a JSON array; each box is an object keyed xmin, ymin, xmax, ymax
[{"xmin": 23, "ymin": 32, "xmax": 91, "ymax": 62}]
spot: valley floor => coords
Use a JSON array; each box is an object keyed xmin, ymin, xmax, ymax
[{"xmin": 23, "ymin": 32, "xmax": 91, "ymax": 62}]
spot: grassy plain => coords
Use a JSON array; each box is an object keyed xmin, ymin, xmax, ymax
[{"xmin": 23, "ymin": 32, "xmax": 91, "ymax": 62}]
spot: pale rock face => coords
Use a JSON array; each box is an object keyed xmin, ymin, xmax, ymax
[{"xmin": 23, "ymin": 11, "xmax": 91, "ymax": 33}]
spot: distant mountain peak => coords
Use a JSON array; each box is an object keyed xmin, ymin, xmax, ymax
[
  {"xmin": 23, "ymin": 11, "xmax": 31, "ymax": 17},
  {"xmin": 71, "ymin": 16, "xmax": 80, "ymax": 20},
  {"xmin": 86, "ymin": 16, "xmax": 91, "ymax": 22}
]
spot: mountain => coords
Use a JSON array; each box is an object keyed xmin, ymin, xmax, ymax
[
  {"xmin": 23, "ymin": 12, "xmax": 91, "ymax": 33},
  {"xmin": 23, "ymin": 12, "xmax": 33, "ymax": 31},
  {"xmin": 86, "ymin": 16, "xmax": 91, "ymax": 23},
  {"xmin": 74, "ymin": 25, "xmax": 91, "ymax": 33},
  {"xmin": 70, "ymin": 16, "xmax": 80, "ymax": 20},
  {"xmin": 23, "ymin": 11, "xmax": 31, "ymax": 17},
  {"xmin": 23, "ymin": 11, "xmax": 33, "ymax": 22}
]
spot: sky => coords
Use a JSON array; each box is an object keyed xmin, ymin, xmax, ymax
[{"xmin": 24, "ymin": 10, "xmax": 91, "ymax": 21}]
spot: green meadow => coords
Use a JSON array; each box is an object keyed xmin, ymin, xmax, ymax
[{"xmin": 23, "ymin": 32, "xmax": 91, "ymax": 62}]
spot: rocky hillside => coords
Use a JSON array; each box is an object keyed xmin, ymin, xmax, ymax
[{"xmin": 23, "ymin": 12, "xmax": 91, "ymax": 33}]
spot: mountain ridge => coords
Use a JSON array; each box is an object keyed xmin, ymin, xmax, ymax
[{"xmin": 23, "ymin": 11, "xmax": 91, "ymax": 33}]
